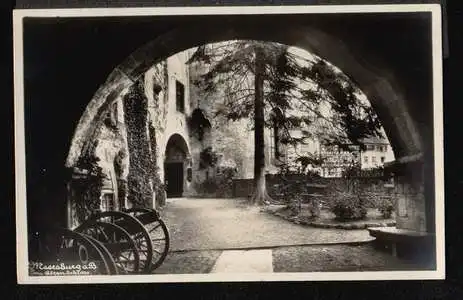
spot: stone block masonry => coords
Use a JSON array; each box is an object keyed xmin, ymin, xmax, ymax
[{"xmin": 386, "ymin": 158, "xmax": 427, "ymax": 233}]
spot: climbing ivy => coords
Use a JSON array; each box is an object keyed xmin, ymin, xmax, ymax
[
  {"xmin": 199, "ymin": 146, "xmax": 219, "ymax": 170},
  {"xmin": 123, "ymin": 81, "xmax": 154, "ymax": 208},
  {"xmin": 113, "ymin": 148, "xmax": 126, "ymax": 177},
  {"xmin": 188, "ymin": 109, "xmax": 211, "ymax": 141},
  {"xmin": 73, "ymin": 140, "xmax": 104, "ymax": 223},
  {"xmin": 148, "ymin": 123, "xmax": 166, "ymax": 206}
]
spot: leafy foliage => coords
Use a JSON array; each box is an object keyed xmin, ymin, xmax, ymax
[
  {"xmin": 278, "ymin": 178, "xmax": 307, "ymax": 215},
  {"xmin": 113, "ymin": 149, "xmax": 127, "ymax": 178},
  {"xmin": 377, "ymin": 196, "xmax": 395, "ymax": 218},
  {"xmin": 73, "ymin": 140, "xmax": 104, "ymax": 223},
  {"xmin": 196, "ymin": 166, "xmax": 237, "ymax": 197},
  {"xmin": 188, "ymin": 108, "xmax": 211, "ymax": 141},
  {"xmin": 277, "ymin": 153, "xmax": 325, "ymax": 176},
  {"xmin": 123, "ymin": 81, "xmax": 155, "ymax": 208},
  {"xmin": 304, "ymin": 61, "xmax": 383, "ymax": 146},
  {"xmin": 188, "ymin": 40, "xmax": 384, "ymax": 162},
  {"xmin": 272, "ymin": 164, "xmax": 323, "ymax": 215},
  {"xmin": 342, "ymin": 161, "xmax": 362, "ymax": 178},
  {"xmin": 199, "ymin": 146, "xmax": 219, "ymax": 170},
  {"xmin": 329, "ymin": 192, "xmax": 368, "ymax": 221},
  {"xmin": 148, "ymin": 123, "xmax": 166, "ymax": 206}
]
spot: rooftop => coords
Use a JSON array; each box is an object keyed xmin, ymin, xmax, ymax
[{"xmin": 360, "ymin": 135, "xmax": 389, "ymax": 145}]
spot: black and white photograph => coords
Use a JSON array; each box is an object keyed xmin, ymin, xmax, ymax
[{"xmin": 13, "ymin": 4, "xmax": 445, "ymax": 283}]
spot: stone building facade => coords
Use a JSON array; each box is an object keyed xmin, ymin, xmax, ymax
[{"xmin": 68, "ymin": 49, "xmax": 209, "ymax": 227}]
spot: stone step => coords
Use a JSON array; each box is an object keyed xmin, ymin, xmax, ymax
[{"xmin": 210, "ymin": 250, "xmax": 273, "ymax": 273}]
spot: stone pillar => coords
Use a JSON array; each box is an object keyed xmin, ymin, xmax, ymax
[
  {"xmin": 385, "ymin": 156, "xmax": 427, "ymax": 233},
  {"xmin": 380, "ymin": 153, "xmax": 436, "ymax": 267}
]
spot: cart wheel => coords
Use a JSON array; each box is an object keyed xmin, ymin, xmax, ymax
[
  {"xmin": 85, "ymin": 211, "xmax": 153, "ymax": 274},
  {"xmin": 124, "ymin": 208, "xmax": 170, "ymax": 271},
  {"xmin": 76, "ymin": 221, "xmax": 140, "ymax": 274},
  {"xmin": 28, "ymin": 228, "xmax": 113, "ymax": 275},
  {"xmin": 83, "ymin": 234, "xmax": 119, "ymax": 275}
]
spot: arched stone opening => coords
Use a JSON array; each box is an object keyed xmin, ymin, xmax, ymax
[
  {"xmin": 66, "ymin": 23, "xmax": 425, "ymax": 169},
  {"xmin": 164, "ymin": 133, "xmax": 191, "ymax": 198},
  {"xmin": 63, "ymin": 17, "xmax": 435, "ymax": 236}
]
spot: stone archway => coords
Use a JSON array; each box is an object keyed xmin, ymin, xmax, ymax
[
  {"xmin": 65, "ymin": 21, "xmax": 427, "ymax": 168},
  {"xmin": 164, "ymin": 133, "xmax": 191, "ymax": 198},
  {"xmin": 62, "ymin": 14, "xmax": 437, "ymax": 236}
]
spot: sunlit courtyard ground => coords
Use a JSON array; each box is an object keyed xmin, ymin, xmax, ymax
[{"xmin": 152, "ymin": 198, "xmax": 431, "ymax": 274}]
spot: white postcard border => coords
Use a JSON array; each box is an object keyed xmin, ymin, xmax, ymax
[{"xmin": 13, "ymin": 4, "xmax": 445, "ymax": 284}]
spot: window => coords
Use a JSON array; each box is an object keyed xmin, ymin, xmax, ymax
[
  {"xmin": 372, "ymin": 156, "xmax": 377, "ymax": 163},
  {"xmin": 366, "ymin": 144, "xmax": 375, "ymax": 151},
  {"xmin": 187, "ymin": 168, "xmax": 192, "ymax": 182},
  {"xmin": 364, "ymin": 156, "xmax": 368, "ymax": 163},
  {"xmin": 381, "ymin": 156, "xmax": 385, "ymax": 163},
  {"xmin": 175, "ymin": 80, "xmax": 185, "ymax": 113},
  {"xmin": 101, "ymin": 193, "xmax": 115, "ymax": 212}
]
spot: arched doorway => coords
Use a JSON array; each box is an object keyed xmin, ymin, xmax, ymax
[{"xmin": 164, "ymin": 134, "xmax": 190, "ymax": 198}]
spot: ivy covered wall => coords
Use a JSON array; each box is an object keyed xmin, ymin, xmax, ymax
[
  {"xmin": 69, "ymin": 140, "xmax": 104, "ymax": 227},
  {"xmin": 123, "ymin": 81, "xmax": 156, "ymax": 208}
]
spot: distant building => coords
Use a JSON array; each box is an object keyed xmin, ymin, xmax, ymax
[
  {"xmin": 263, "ymin": 129, "xmax": 395, "ymax": 178},
  {"xmin": 316, "ymin": 144, "xmax": 361, "ymax": 178},
  {"xmin": 359, "ymin": 136, "xmax": 395, "ymax": 170}
]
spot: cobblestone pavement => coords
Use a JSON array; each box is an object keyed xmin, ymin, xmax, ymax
[
  {"xmin": 159, "ymin": 198, "xmax": 373, "ymax": 252},
  {"xmin": 153, "ymin": 244, "xmax": 430, "ymax": 274},
  {"xmin": 272, "ymin": 243, "xmax": 432, "ymax": 272},
  {"xmin": 153, "ymin": 250, "xmax": 222, "ymax": 274},
  {"xmin": 152, "ymin": 198, "xmax": 431, "ymax": 274}
]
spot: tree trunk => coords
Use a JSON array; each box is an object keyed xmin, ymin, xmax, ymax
[{"xmin": 251, "ymin": 47, "xmax": 272, "ymax": 205}]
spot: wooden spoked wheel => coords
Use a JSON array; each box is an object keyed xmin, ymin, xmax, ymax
[
  {"xmin": 124, "ymin": 208, "xmax": 170, "ymax": 271},
  {"xmin": 84, "ymin": 211, "xmax": 153, "ymax": 274},
  {"xmin": 76, "ymin": 221, "xmax": 140, "ymax": 274},
  {"xmin": 28, "ymin": 227, "xmax": 113, "ymax": 275},
  {"xmin": 83, "ymin": 234, "xmax": 119, "ymax": 275}
]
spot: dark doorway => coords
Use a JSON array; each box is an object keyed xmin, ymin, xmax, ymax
[{"xmin": 165, "ymin": 162, "xmax": 184, "ymax": 197}]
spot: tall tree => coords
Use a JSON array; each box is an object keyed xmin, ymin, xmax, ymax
[
  {"xmin": 252, "ymin": 47, "xmax": 270, "ymax": 204},
  {"xmin": 188, "ymin": 40, "xmax": 382, "ymax": 205}
]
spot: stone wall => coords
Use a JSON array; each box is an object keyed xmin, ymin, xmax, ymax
[
  {"xmin": 93, "ymin": 98, "xmax": 130, "ymax": 209},
  {"xmin": 388, "ymin": 160, "xmax": 427, "ymax": 232},
  {"xmin": 143, "ymin": 50, "xmax": 198, "ymax": 198},
  {"xmin": 69, "ymin": 50, "xmax": 198, "ymax": 217},
  {"xmin": 67, "ymin": 95, "xmax": 130, "ymax": 228},
  {"xmin": 232, "ymin": 175, "xmax": 395, "ymax": 205}
]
